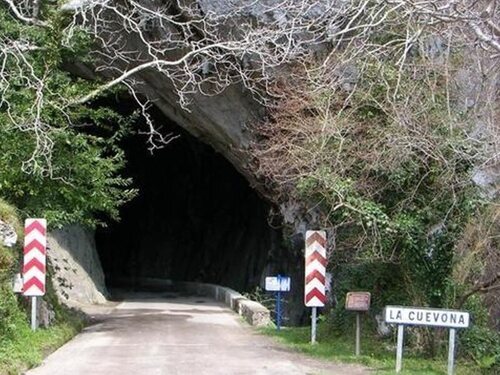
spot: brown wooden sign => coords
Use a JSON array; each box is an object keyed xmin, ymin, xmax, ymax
[{"xmin": 345, "ymin": 292, "xmax": 371, "ymax": 311}]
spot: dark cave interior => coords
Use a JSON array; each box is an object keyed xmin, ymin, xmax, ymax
[{"xmin": 95, "ymin": 107, "xmax": 285, "ymax": 293}]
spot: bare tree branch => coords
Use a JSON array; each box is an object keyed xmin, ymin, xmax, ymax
[
  {"xmin": 2, "ymin": 0, "xmax": 47, "ymax": 26},
  {"xmin": 457, "ymin": 272, "xmax": 500, "ymax": 309},
  {"xmin": 1, "ymin": 0, "xmax": 499, "ymax": 175}
]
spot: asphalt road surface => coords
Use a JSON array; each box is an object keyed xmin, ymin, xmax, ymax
[{"xmin": 27, "ymin": 292, "xmax": 368, "ymax": 375}]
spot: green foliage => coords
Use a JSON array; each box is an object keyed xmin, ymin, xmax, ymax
[
  {"xmin": 328, "ymin": 262, "xmax": 409, "ymax": 334},
  {"xmin": 263, "ymin": 324, "xmax": 482, "ymax": 374},
  {"xmin": 0, "ymin": 200, "xmax": 20, "ymax": 282},
  {"xmin": 460, "ymin": 325, "xmax": 500, "ymax": 372},
  {"xmin": 0, "ymin": 283, "xmax": 24, "ymax": 340},
  {"xmin": 0, "ymin": 320, "xmax": 80, "ymax": 375},
  {"xmin": 0, "ymin": 200, "xmax": 22, "ymax": 233},
  {"xmin": 0, "ymin": 5, "xmax": 136, "ymax": 227},
  {"xmin": 458, "ymin": 296, "xmax": 500, "ymax": 372},
  {"xmin": 255, "ymin": 26, "xmax": 497, "ymax": 362},
  {"xmin": 0, "ymin": 113, "xmax": 136, "ymax": 227},
  {"xmin": 0, "ymin": 199, "xmax": 83, "ymax": 374}
]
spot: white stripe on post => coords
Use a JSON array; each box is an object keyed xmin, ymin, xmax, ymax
[
  {"xmin": 23, "ymin": 219, "xmax": 47, "ymax": 297},
  {"xmin": 304, "ymin": 230, "xmax": 327, "ymax": 307}
]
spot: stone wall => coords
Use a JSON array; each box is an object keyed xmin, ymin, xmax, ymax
[{"xmin": 48, "ymin": 225, "xmax": 107, "ymax": 307}]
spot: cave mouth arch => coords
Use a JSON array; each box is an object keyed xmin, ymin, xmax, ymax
[{"xmin": 95, "ymin": 106, "xmax": 283, "ymax": 293}]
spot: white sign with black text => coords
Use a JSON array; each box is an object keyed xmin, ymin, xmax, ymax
[
  {"xmin": 384, "ymin": 305, "xmax": 471, "ymax": 374},
  {"xmin": 385, "ymin": 306, "xmax": 470, "ymax": 329}
]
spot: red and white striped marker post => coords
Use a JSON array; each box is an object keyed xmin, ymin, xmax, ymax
[
  {"xmin": 23, "ymin": 218, "xmax": 47, "ymax": 331},
  {"xmin": 305, "ymin": 230, "xmax": 327, "ymax": 344}
]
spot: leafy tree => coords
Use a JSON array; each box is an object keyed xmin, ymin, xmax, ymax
[
  {"xmin": 0, "ymin": 4, "xmax": 135, "ymax": 226},
  {"xmin": 250, "ymin": 11, "xmax": 498, "ymax": 360}
]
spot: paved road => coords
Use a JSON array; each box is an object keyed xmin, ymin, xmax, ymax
[{"xmin": 27, "ymin": 292, "xmax": 368, "ymax": 375}]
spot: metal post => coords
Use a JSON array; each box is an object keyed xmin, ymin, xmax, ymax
[
  {"xmin": 276, "ymin": 293, "xmax": 281, "ymax": 331},
  {"xmin": 311, "ymin": 307, "xmax": 317, "ymax": 344},
  {"xmin": 31, "ymin": 296, "xmax": 37, "ymax": 331},
  {"xmin": 396, "ymin": 324, "xmax": 404, "ymax": 373},
  {"xmin": 448, "ymin": 328, "xmax": 456, "ymax": 375},
  {"xmin": 276, "ymin": 275, "xmax": 282, "ymax": 331},
  {"xmin": 355, "ymin": 312, "xmax": 361, "ymax": 356}
]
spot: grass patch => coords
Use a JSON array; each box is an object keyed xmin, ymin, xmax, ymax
[
  {"xmin": 262, "ymin": 324, "xmax": 484, "ymax": 374},
  {"xmin": 0, "ymin": 319, "xmax": 81, "ymax": 375},
  {"xmin": 0, "ymin": 200, "xmax": 21, "ymax": 236},
  {"xmin": 0, "ymin": 198, "xmax": 83, "ymax": 375},
  {"xmin": 0, "ymin": 269, "xmax": 84, "ymax": 375}
]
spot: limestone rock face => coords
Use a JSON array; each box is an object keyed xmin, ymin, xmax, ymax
[
  {"xmin": 63, "ymin": 0, "xmax": 269, "ymax": 192},
  {"xmin": 137, "ymin": 72, "xmax": 262, "ymax": 185},
  {"xmin": 473, "ymin": 164, "xmax": 500, "ymax": 199},
  {"xmin": 0, "ymin": 219, "xmax": 17, "ymax": 247},
  {"xmin": 48, "ymin": 225, "xmax": 107, "ymax": 306},
  {"xmin": 37, "ymin": 299, "xmax": 56, "ymax": 328}
]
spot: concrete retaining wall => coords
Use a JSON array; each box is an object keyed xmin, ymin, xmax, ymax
[
  {"xmin": 138, "ymin": 278, "xmax": 271, "ymax": 327},
  {"xmin": 48, "ymin": 226, "xmax": 108, "ymax": 307}
]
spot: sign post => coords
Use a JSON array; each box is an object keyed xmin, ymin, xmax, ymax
[
  {"xmin": 265, "ymin": 275, "xmax": 291, "ymax": 331},
  {"xmin": 22, "ymin": 219, "xmax": 47, "ymax": 331},
  {"xmin": 396, "ymin": 324, "xmax": 404, "ymax": 373},
  {"xmin": 311, "ymin": 306, "xmax": 317, "ymax": 343},
  {"xmin": 345, "ymin": 292, "xmax": 371, "ymax": 356},
  {"xmin": 355, "ymin": 312, "xmax": 361, "ymax": 356},
  {"xmin": 31, "ymin": 297, "xmax": 37, "ymax": 331},
  {"xmin": 305, "ymin": 230, "xmax": 327, "ymax": 344},
  {"xmin": 384, "ymin": 306, "xmax": 470, "ymax": 374},
  {"xmin": 448, "ymin": 328, "xmax": 456, "ymax": 375},
  {"xmin": 277, "ymin": 281, "xmax": 282, "ymax": 331}
]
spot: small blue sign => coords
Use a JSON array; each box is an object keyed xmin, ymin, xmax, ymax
[
  {"xmin": 265, "ymin": 275, "xmax": 290, "ymax": 331},
  {"xmin": 265, "ymin": 275, "xmax": 291, "ymax": 292}
]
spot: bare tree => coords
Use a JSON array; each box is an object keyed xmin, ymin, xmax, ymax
[{"xmin": 1, "ymin": 0, "xmax": 498, "ymax": 176}]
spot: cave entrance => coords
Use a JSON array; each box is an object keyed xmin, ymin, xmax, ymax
[{"xmin": 95, "ymin": 107, "xmax": 282, "ymax": 293}]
